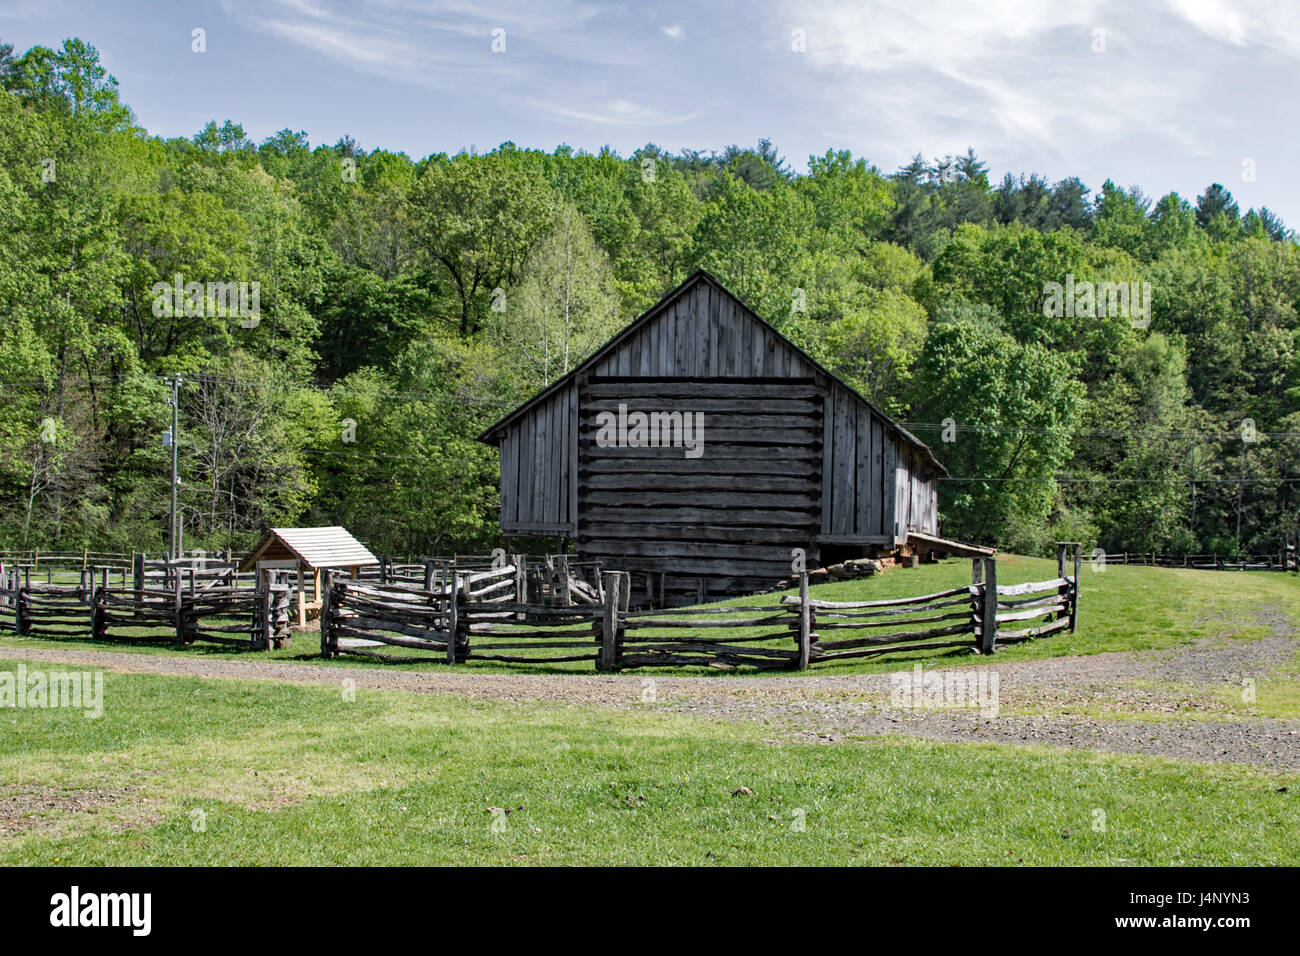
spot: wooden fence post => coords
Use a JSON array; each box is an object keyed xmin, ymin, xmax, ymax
[
  {"xmin": 132, "ymin": 552, "xmax": 144, "ymax": 608},
  {"xmin": 618, "ymin": 571, "xmax": 629, "ymax": 652},
  {"xmin": 445, "ymin": 572, "xmax": 460, "ymax": 665},
  {"xmin": 598, "ymin": 571, "xmax": 625, "ymax": 672},
  {"xmin": 1069, "ymin": 544, "xmax": 1081, "ymax": 633},
  {"xmin": 256, "ymin": 569, "xmax": 271, "ymax": 649},
  {"xmin": 1054, "ymin": 543, "xmax": 1067, "ymax": 623},
  {"xmin": 979, "ymin": 555, "xmax": 998, "ymax": 654},
  {"xmin": 512, "ymin": 554, "xmax": 527, "ymax": 613},
  {"xmin": 319, "ymin": 570, "xmax": 333, "ymax": 657},
  {"xmin": 796, "ymin": 570, "xmax": 812, "ymax": 670},
  {"xmin": 15, "ymin": 586, "xmax": 28, "ymax": 636},
  {"xmin": 173, "ymin": 573, "xmax": 184, "ymax": 644},
  {"xmin": 91, "ymin": 589, "xmax": 107, "ymax": 641}
]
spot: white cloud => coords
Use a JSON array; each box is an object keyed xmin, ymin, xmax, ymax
[
  {"xmin": 1164, "ymin": 0, "xmax": 1300, "ymax": 55},
  {"xmin": 531, "ymin": 97, "xmax": 699, "ymax": 127},
  {"xmin": 663, "ymin": 24, "xmax": 685, "ymax": 39},
  {"xmin": 766, "ymin": 0, "xmax": 1219, "ymax": 168}
]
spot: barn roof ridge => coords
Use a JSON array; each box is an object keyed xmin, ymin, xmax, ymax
[{"xmin": 476, "ymin": 269, "xmax": 945, "ymax": 475}]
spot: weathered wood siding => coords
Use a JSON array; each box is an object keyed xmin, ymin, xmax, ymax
[
  {"xmin": 578, "ymin": 377, "xmax": 823, "ymax": 605},
  {"xmin": 893, "ymin": 444, "xmax": 939, "ymax": 541},
  {"xmin": 498, "ymin": 387, "xmax": 577, "ymax": 534},
  {"xmin": 818, "ymin": 383, "xmax": 907, "ymax": 544},
  {"xmin": 488, "ymin": 273, "xmax": 942, "ymax": 597}
]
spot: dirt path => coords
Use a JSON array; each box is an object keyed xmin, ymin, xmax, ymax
[{"xmin": 4, "ymin": 638, "xmax": 1299, "ymax": 770}]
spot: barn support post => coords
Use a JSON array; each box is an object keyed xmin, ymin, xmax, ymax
[
  {"xmin": 796, "ymin": 570, "xmax": 812, "ymax": 670},
  {"xmin": 978, "ymin": 556, "xmax": 998, "ymax": 654}
]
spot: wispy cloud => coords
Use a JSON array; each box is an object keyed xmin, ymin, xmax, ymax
[
  {"xmin": 531, "ymin": 97, "xmax": 699, "ymax": 127},
  {"xmin": 1164, "ymin": 0, "xmax": 1300, "ymax": 55},
  {"xmin": 222, "ymin": 0, "xmax": 706, "ymax": 133},
  {"xmin": 766, "ymin": 0, "xmax": 1234, "ymax": 169}
]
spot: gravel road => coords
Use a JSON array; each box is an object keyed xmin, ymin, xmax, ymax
[{"xmin": 4, "ymin": 631, "xmax": 1298, "ymax": 770}]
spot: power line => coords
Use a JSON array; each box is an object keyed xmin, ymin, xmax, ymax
[{"xmin": 0, "ymin": 377, "xmax": 1294, "ymax": 434}]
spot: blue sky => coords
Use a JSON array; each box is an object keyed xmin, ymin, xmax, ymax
[{"xmin": 4, "ymin": 0, "xmax": 1299, "ymax": 223}]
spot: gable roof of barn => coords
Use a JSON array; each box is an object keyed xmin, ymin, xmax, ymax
[{"xmin": 476, "ymin": 269, "xmax": 945, "ymax": 475}]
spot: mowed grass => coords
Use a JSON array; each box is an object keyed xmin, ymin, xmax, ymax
[
  {"xmin": 1, "ymin": 663, "xmax": 1296, "ymax": 866},
  {"xmin": 1, "ymin": 556, "xmax": 1296, "ymax": 675}
]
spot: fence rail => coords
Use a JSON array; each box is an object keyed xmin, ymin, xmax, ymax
[
  {"xmin": 321, "ymin": 546, "xmax": 1085, "ymax": 671},
  {"xmin": 1101, "ymin": 549, "xmax": 1298, "ymax": 572},
  {"xmin": 0, "ymin": 562, "xmax": 293, "ymax": 649}
]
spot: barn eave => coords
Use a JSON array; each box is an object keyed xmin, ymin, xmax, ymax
[{"xmin": 474, "ymin": 269, "xmax": 947, "ymax": 478}]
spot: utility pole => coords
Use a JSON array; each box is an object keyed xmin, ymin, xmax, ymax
[{"xmin": 165, "ymin": 374, "xmax": 182, "ymax": 560}]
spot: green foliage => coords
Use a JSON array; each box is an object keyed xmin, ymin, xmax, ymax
[
  {"xmin": 0, "ymin": 34, "xmax": 1296, "ymax": 558},
  {"xmin": 913, "ymin": 308, "xmax": 1084, "ymax": 545}
]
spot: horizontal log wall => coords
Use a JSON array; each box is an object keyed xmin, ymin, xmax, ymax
[
  {"xmin": 578, "ymin": 377, "xmax": 822, "ymax": 605},
  {"xmin": 491, "ymin": 275, "xmax": 945, "ymax": 556}
]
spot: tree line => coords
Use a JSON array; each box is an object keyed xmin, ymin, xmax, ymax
[{"xmin": 0, "ymin": 38, "xmax": 1295, "ymax": 558}]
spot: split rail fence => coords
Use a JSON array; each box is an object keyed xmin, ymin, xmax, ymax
[
  {"xmin": 0, "ymin": 563, "xmax": 293, "ymax": 649},
  {"xmin": 321, "ymin": 545, "xmax": 1083, "ymax": 671},
  {"xmin": 1100, "ymin": 542, "xmax": 1299, "ymax": 572}
]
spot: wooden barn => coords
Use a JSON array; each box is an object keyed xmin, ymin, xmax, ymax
[{"xmin": 477, "ymin": 270, "xmax": 948, "ymax": 606}]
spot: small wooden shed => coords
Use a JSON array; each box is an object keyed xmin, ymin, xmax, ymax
[{"xmin": 239, "ymin": 527, "xmax": 379, "ymax": 625}]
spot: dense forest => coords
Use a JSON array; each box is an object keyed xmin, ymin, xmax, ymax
[{"xmin": 1, "ymin": 39, "xmax": 1296, "ymax": 558}]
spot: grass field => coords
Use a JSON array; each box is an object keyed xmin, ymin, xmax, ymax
[
  {"xmin": 0, "ymin": 664, "xmax": 1296, "ymax": 865},
  {"xmin": 2, "ymin": 558, "xmax": 1297, "ymax": 865}
]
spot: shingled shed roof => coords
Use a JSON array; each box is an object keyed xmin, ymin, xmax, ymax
[{"xmin": 238, "ymin": 527, "xmax": 379, "ymax": 572}]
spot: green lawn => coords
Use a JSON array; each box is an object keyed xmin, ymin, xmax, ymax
[
  {"xmin": 2, "ymin": 555, "xmax": 1297, "ymax": 675},
  {"xmin": 1, "ymin": 664, "xmax": 1296, "ymax": 865}
]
